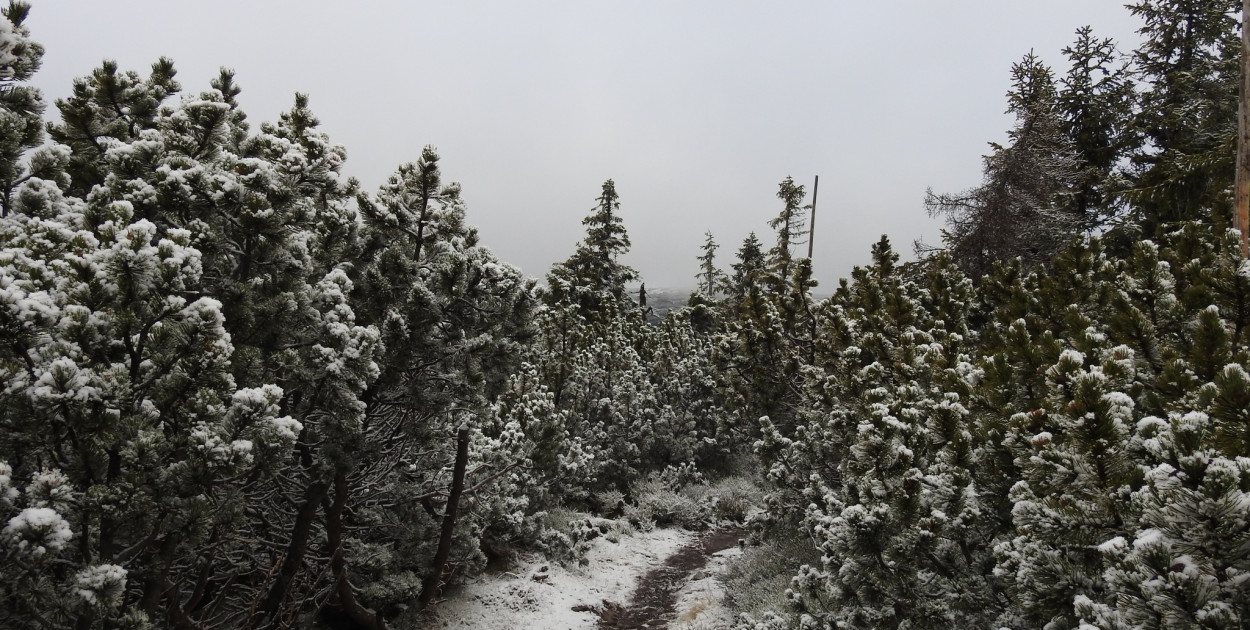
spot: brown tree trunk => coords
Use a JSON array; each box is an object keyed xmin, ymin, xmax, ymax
[
  {"xmin": 417, "ymin": 427, "xmax": 471, "ymax": 609},
  {"xmin": 324, "ymin": 472, "xmax": 385, "ymax": 630},
  {"xmin": 1238, "ymin": 0, "xmax": 1250, "ymax": 257},
  {"xmin": 256, "ymin": 479, "xmax": 329, "ymax": 626}
]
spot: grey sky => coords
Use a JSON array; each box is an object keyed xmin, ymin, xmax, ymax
[{"xmin": 28, "ymin": 1, "xmax": 1143, "ymax": 288}]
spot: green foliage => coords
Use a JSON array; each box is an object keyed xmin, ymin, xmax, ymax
[
  {"xmin": 545, "ymin": 179, "xmax": 638, "ymax": 320},
  {"xmin": 1, "ymin": 22, "xmax": 550, "ymax": 625},
  {"xmin": 741, "ymin": 219, "xmax": 1250, "ymax": 629},
  {"xmin": 1125, "ymin": 0, "xmax": 1240, "ymax": 232},
  {"xmin": 695, "ymin": 230, "xmax": 729, "ymax": 298},
  {"xmin": 926, "ymin": 53, "xmax": 1082, "ymax": 278},
  {"xmin": 1059, "ymin": 26, "xmax": 1135, "ymax": 231}
]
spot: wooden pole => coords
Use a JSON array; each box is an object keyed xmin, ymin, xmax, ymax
[
  {"xmin": 1238, "ymin": 0, "xmax": 1250, "ymax": 258},
  {"xmin": 807, "ymin": 175, "xmax": 819, "ymax": 260}
]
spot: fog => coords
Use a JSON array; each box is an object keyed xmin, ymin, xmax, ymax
[{"xmin": 28, "ymin": 1, "xmax": 1143, "ymax": 287}]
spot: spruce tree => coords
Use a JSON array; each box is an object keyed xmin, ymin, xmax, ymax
[
  {"xmin": 767, "ymin": 176, "xmax": 807, "ymax": 291},
  {"xmin": 927, "ymin": 53, "xmax": 1082, "ymax": 278},
  {"xmin": 1126, "ymin": 0, "xmax": 1240, "ymax": 233},
  {"xmin": 1059, "ymin": 26, "xmax": 1135, "ymax": 231},
  {"xmin": 546, "ymin": 179, "xmax": 638, "ymax": 319},
  {"xmin": 729, "ymin": 231, "xmax": 766, "ymax": 311},
  {"xmin": 695, "ymin": 230, "xmax": 728, "ymax": 297}
]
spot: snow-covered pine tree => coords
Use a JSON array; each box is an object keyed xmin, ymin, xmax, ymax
[
  {"xmin": 557, "ymin": 314, "xmax": 659, "ymax": 490},
  {"xmin": 1072, "ymin": 220, "xmax": 1250, "ymax": 629},
  {"xmin": 545, "ymin": 179, "xmax": 638, "ymax": 321},
  {"xmin": 0, "ymin": 47, "xmax": 308, "ymax": 627},
  {"xmin": 926, "ymin": 53, "xmax": 1083, "ymax": 278},
  {"xmin": 334, "ymin": 148, "xmax": 540, "ymax": 620},
  {"xmin": 47, "ymin": 56, "xmax": 180, "ymax": 200},
  {"xmin": 0, "ymin": 1, "xmax": 65, "ymax": 218},
  {"xmin": 31, "ymin": 52, "xmax": 387, "ymax": 626},
  {"xmin": 15, "ymin": 31, "xmax": 548, "ymax": 624},
  {"xmin": 1079, "ymin": 401, "xmax": 1250, "ymax": 629},
  {"xmin": 643, "ymin": 305, "xmax": 733, "ymax": 473},
  {"xmin": 751, "ymin": 239, "xmax": 999, "ymax": 630},
  {"xmin": 993, "ymin": 345, "xmax": 1143, "ymax": 628}
]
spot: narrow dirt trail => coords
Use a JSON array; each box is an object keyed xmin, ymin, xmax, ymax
[{"xmin": 595, "ymin": 527, "xmax": 745, "ymax": 629}]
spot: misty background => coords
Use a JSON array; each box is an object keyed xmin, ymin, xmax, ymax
[{"xmin": 27, "ymin": 1, "xmax": 1143, "ymax": 288}]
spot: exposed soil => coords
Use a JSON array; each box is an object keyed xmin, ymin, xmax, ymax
[{"xmin": 592, "ymin": 527, "xmax": 746, "ymax": 629}]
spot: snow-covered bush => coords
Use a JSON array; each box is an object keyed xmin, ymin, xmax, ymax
[
  {"xmin": 73, "ymin": 564, "xmax": 127, "ymax": 609},
  {"xmin": 1, "ymin": 15, "xmax": 545, "ymax": 624},
  {"xmin": 738, "ymin": 223, "xmax": 1250, "ymax": 629},
  {"xmin": 701, "ymin": 476, "xmax": 765, "ymax": 524},
  {"xmin": 625, "ymin": 477, "xmax": 707, "ymax": 530},
  {"xmin": 723, "ymin": 528, "xmax": 823, "ymax": 630}
]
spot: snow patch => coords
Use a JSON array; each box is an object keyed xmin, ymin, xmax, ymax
[
  {"xmin": 671, "ymin": 543, "xmax": 742, "ymax": 630},
  {"xmin": 3, "ymin": 506, "xmax": 73, "ymax": 554},
  {"xmin": 428, "ymin": 526, "xmax": 693, "ymax": 629},
  {"xmin": 74, "ymin": 564, "xmax": 127, "ymax": 607}
]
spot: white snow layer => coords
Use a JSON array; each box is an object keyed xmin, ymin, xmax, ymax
[
  {"xmin": 427, "ymin": 526, "xmax": 694, "ymax": 630},
  {"xmin": 3, "ymin": 506, "xmax": 72, "ymax": 554},
  {"xmin": 0, "ymin": 17, "xmax": 18, "ymax": 71},
  {"xmin": 671, "ymin": 542, "xmax": 743, "ymax": 629}
]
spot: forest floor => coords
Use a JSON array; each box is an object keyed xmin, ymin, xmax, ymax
[
  {"xmin": 414, "ymin": 524, "xmax": 745, "ymax": 630},
  {"xmin": 597, "ymin": 527, "xmax": 745, "ymax": 629}
]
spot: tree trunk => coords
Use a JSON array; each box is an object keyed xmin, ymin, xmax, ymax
[
  {"xmin": 417, "ymin": 427, "xmax": 470, "ymax": 609},
  {"xmin": 1238, "ymin": 0, "xmax": 1250, "ymax": 257},
  {"xmin": 99, "ymin": 449, "xmax": 121, "ymax": 558},
  {"xmin": 256, "ymin": 479, "xmax": 329, "ymax": 626},
  {"xmin": 324, "ymin": 472, "xmax": 385, "ymax": 630}
]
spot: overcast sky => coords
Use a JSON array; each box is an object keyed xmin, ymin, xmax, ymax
[{"xmin": 27, "ymin": 1, "xmax": 1144, "ymax": 288}]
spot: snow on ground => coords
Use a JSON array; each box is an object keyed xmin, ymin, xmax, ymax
[
  {"xmin": 670, "ymin": 543, "xmax": 742, "ymax": 630},
  {"xmin": 421, "ymin": 526, "xmax": 694, "ymax": 630}
]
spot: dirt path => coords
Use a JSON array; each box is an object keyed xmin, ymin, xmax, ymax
[{"xmin": 594, "ymin": 527, "xmax": 745, "ymax": 629}]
